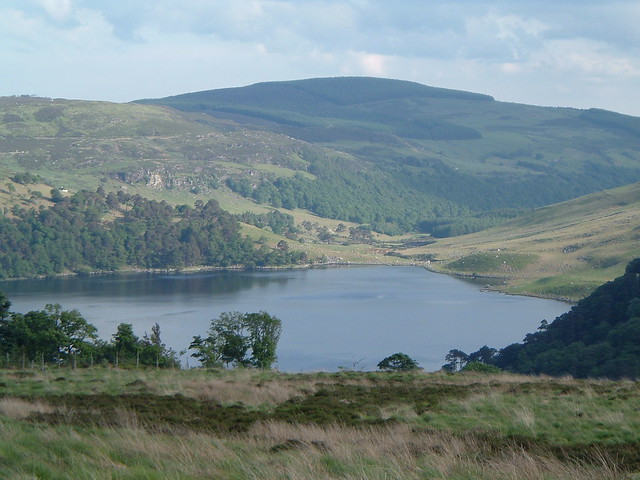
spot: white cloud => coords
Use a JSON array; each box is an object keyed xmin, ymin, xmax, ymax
[
  {"xmin": 38, "ymin": 0, "xmax": 73, "ymax": 21},
  {"xmin": 352, "ymin": 52, "xmax": 388, "ymax": 76},
  {"xmin": 532, "ymin": 39, "xmax": 639, "ymax": 77}
]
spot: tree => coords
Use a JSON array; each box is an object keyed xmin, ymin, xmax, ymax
[
  {"xmin": 45, "ymin": 304, "xmax": 97, "ymax": 364},
  {"xmin": 189, "ymin": 311, "xmax": 282, "ymax": 369},
  {"xmin": 189, "ymin": 334, "xmax": 223, "ymax": 368},
  {"xmin": 377, "ymin": 352, "xmax": 420, "ymax": 372},
  {"xmin": 113, "ymin": 323, "xmax": 139, "ymax": 365},
  {"xmin": 140, "ymin": 323, "xmax": 179, "ymax": 368},
  {"xmin": 0, "ymin": 291, "xmax": 10, "ymax": 320},
  {"xmin": 215, "ymin": 312, "xmax": 250, "ymax": 367},
  {"xmin": 50, "ymin": 188, "xmax": 64, "ymax": 203},
  {"xmin": 245, "ymin": 311, "xmax": 282, "ymax": 369},
  {"xmin": 443, "ymin": 348, "xmax": 468, "ymax": 372},
  {"xmin": 467, "ymin": 345, "xmax": 497, "ymax": 364},
  {"xmin": 190, "ymin": 312, "xmax": 248, "ymax": 368}
]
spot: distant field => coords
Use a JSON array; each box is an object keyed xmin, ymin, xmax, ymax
[{"xmin": 413, "ymin": 182, "xmax": 640, "ymax": 300}]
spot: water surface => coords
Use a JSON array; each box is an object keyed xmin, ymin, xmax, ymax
[{"xmin": 0, "ymin": 266, "xmax": 570, "ymax": 372}]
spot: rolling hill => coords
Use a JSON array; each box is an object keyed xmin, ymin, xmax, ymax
[
  {"xmin": 0, "ymin": 95, "xmax": 327, "ymax": 208},
  {"xmin": 140, "ymin": 77, "xmax": 640, "ymax": 234},
  {"xmin": 3, "ymin": 78, "xmax": 640, "ymax": 236},
  {"xmin": 417, "ymin": 181, "xmax": 640, "ymax": 300},
  {"xmin": 1, "ymin": 78, "xmax": 640, "ymax": 293}
]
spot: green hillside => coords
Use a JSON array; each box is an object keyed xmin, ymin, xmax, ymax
[
  {"xmin": 1, "ymin": 78, "xmax": 640, "ymax": 287},
  {"xmin": 140, "ymin": 77, "xmax": 640, "ymax": 234},
  {"xmin": 0, "ymin": 95, "xmax": 326, "ymax": 209},
  {"xmin": 415, "ymin": 182, "xmax": 640, "ymax": 300},
  {"xmin": 3, "ymin": 79, "xmax": 640, "ymax": 237}
]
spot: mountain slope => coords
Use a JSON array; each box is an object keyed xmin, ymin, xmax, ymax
[
  {"xmin": 2, "ymin": 77, "xmax": 640, "ymax": 237},
  {"xmin": 0, "ymin": 95, "xmax": 333, "ymax": 209},
  {"xmin": 415, "ymin": 182, "xmax": 640, "ymax": 299},
  {"xmin": 140, "ymin": 77, "xmax": 640, "ymax": 234}
]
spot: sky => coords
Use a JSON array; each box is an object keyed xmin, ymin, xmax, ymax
[{"xmin": 1, "ymin": 0, "xmax": 639, "ymax": 116}]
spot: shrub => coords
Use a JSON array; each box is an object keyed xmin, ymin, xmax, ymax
[{"xmin": 461, "ymin": 361, "xmax": 502, "ymax": 374}]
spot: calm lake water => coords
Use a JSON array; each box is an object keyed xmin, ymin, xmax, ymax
[{"xmin": 0, "ymin": 266, "xmax": 570, "ymax": 372}]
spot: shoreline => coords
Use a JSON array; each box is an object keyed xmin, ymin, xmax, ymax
[{"xmin": 0, "ymin": 260, "xmax": 576, "ymax": 303}]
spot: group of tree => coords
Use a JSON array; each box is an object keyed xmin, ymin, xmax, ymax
[
  {"xmin": 189, "ymin": 311, "xmax": 282, "ymax": 369},
  {"xmin": 442, "ymin": 347, "xmax": 502, "ymax": 374},
  {"xmin": 0, "ymin": 291, "xmax": 178, "ymax": 368},
  {"xmin": 0, "ymin": 290, "xmax": 284, "ymax": 370},
  {"xmin": 444, "ymin": 258, "xmax": 640, "ymax": 379},
  {"xmin": 0, "ymin": 187, "xmax": 308, "ymax": 279},
  {"xmin": 224, "ymin": 150, "xmax": 594, "ymax": 237},
  {"xmin": 10, "ymin": 172, "xmax": 41, "ymax": 185},
  {"xmin": 238, "ymin": 210, "xmax": 298, "ymax": 236}
]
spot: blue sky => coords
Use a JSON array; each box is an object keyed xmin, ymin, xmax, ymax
[{"xmin": 2, "ymin": 0, "xmax": 639, "ymax": 115}]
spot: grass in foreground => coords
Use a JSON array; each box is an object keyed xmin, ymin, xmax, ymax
[{"xmin": 0, "ymin": 368, "xmax": 638, "ymax": 479}]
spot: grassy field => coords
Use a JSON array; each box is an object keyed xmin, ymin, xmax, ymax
[
  {"xmin": 0, "ymin": 367, "xmax": 638, "ymax": 479},
  {"xmin": 413, "ymin": 182, "xmax": 640, "ymax": 300}
]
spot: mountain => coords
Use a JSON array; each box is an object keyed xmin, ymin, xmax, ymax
[
  {"xmin": 3, "ymin": 79, "xmax": 640, "ymax": 236},
  {"xmin": 139, "ymin": 77, "xmax": 640, "ymax": 234},
  {"xmin": 1, "ymin": 78, "xmax": 640, "ymax": 283},
  {"xmin": 138, "ymin": 77, "xmax": 640, "ymax": 298}
]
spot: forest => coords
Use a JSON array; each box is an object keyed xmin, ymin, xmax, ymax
[{"xmin": 0, "ymin": 187, "xmax": 307, "ymax": 279}]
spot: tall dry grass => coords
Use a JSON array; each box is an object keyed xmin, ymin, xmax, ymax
[
  {"xmin": 242, "ymin": 421, "xmax": 628, "ymax": 480},
  {"xmin": 0, "ymin": 398, "xmax": 55, "ymax": 419},
  {"xmin": 484, "ymin": 448, "xmax": 623, "ymax": 480}
]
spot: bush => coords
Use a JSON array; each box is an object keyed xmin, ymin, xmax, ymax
[{"xmin": 461, "ymin": 361, "xmax": 502, "ymax": 374}]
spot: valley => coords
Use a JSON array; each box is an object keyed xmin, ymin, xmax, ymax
[{"xmin": 1, "ymin": 78, "xmax": 639, "ymax": 300}]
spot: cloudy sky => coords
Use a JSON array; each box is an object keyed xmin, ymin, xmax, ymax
[{"xmin": 2, "ymin": 0, "xmax": 639, "ymax": 115}]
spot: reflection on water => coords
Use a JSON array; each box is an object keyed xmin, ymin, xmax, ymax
[
  {"xmin": 3, "ymin": 271, "xmax": 290, "ymax": 298},
  {"xmin": 0, "ymin": 267, "xmax": 570, "ymax": 372}
]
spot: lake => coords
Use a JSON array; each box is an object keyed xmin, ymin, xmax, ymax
[{"xmin": 0, "ymin": 266, "xmax": 570, "ymax": 372}]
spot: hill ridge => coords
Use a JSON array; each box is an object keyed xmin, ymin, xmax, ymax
[{"xmin": 140, "ymin": 76, "xmax": 495, "ymax": 109}]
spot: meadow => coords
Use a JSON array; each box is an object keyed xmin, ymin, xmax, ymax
[{"xmin": 0, "ymin": 367, "xmax": 638, "ymax": 479}]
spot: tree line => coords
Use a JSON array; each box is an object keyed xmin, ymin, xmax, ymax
[
  {"xmin": 0, "ymin": 290, "xmax": 282, "ymax": 370},
  {"xmin": 0, "ymin": 187, "xmax": 307, "ymax": 279}
]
